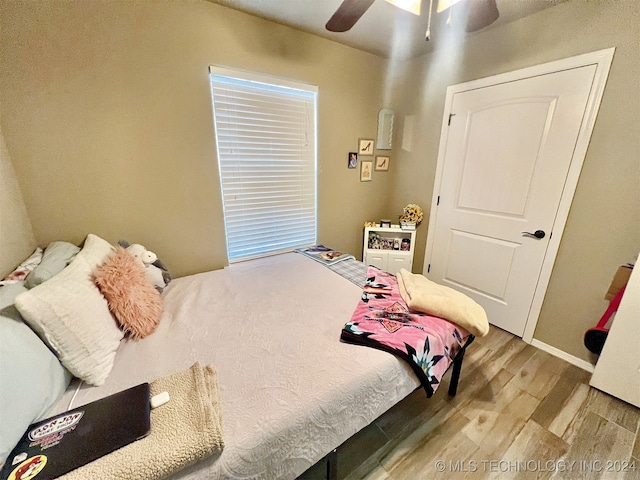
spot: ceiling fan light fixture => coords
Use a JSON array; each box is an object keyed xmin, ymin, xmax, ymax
[
  {"xmin": 385, "ymin": 0, "xmax": 421, "ymax": 16},
  {"xmin": 436, "ymin": 0, "xmax": 464, "ymax": 13}
]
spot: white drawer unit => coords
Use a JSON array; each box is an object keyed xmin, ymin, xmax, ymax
[{"xmin": 363, "ymin": 225, "xmax": 416, "ymax": 275}]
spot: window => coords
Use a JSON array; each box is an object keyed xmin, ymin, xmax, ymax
[{"xmin": 209, "ymin": 67, "xmax": 318, "ymax": 263}]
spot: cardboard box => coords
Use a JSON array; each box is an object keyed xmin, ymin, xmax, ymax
[{"xmin": 605, "ymin": 265, "xmax": 633, "ymax": 301}]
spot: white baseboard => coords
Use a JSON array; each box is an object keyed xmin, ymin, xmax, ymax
[{"xmin": 530, "ymin": 339, "xmax": 595, "ymax": 373}]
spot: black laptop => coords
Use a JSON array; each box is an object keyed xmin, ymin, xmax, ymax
[{"xmin": 1, "ymin": 383, "xmax": 151, "ymax": 480}]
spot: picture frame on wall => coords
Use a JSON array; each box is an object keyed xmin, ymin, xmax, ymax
[
  {"xmin": 348, "ymin": 152, "xmax": 358, "ymax": 169},
  {"xmin": 358, "ymin": 138, "xmax": 375, "ymax": 156},
  {"xmin": 375, "ymin": 156, "xmax": 390, "ymax": 171},
  {"xmin": 360, "ymin": 161, "xmax": 373, "ymax": 182}
]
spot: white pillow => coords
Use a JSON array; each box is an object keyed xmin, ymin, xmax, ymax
[{"xmin": 15, "ymin": 234, "xmax": 123, "ymax": 386}]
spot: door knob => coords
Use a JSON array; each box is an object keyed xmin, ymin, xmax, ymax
[{"xmin": 522, "ymin": 230, "xmax": 546, "ymax": 239}]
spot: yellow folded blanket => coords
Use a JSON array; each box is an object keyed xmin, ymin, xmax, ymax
[
  {"xmin": 60, "ymin": 362, "xmax": 224, "ymax": 480},
  {"xmin": 397, "ymin": 269, "xmax": 489, "ymax": 337}
]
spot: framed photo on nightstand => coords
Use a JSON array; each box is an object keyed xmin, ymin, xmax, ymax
[{"xmin": 375, "ymin": 156, "xmax": 390, "ymax": 171}]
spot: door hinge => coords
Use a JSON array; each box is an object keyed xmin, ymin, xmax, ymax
[
  {"xmin": 427, "ymin": 264, "xmax": 431, "ymax": 273},
  {"xmin": 448, "ymin": 113, "xmax": 456, "ymax": 126},
  {"xmin": 437, "ymin": 195, "xmax": 440, "ymax": 206}
]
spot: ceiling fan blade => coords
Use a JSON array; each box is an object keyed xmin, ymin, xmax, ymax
[
  {"xmin": 326, "ymin": 0, "xmax": 376, "ymax": 32},
  {"xmin": 465, "ymin": 0, "xmax": 499, "ymax": 32}
]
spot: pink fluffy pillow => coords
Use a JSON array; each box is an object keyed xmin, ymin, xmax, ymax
[{"xmin": 93, "ymin": 247, "xmax": 163, "ymax": 339}]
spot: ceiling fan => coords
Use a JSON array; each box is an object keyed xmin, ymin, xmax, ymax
[{"xmin": 326, "ymin": 0, "xmax": 499, "ymax": 34}]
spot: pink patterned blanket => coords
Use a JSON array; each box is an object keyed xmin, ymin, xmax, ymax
[{"xmin": 340, "ymin": 267, "xmax": 472, "ymax": 397}]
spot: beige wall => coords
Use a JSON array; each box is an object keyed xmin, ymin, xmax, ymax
[
  {"xmin": 0, "ymin": 0, "xmax": 390, "ymax": 277},
  {"xmin": 0, "ymin": 120, "xmax": 37, "ymax": 278},
  {"xmin": 386, "ymin": 0, "xmax": 639, "ymax": 363}
]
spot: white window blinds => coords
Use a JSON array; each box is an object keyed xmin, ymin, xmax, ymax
[{"xmin": 210, "ymin": 67, "xmax": 317, "ymax": 263}]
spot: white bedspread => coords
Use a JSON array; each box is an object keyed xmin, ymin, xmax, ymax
[{"xmin": 48, "ymin": 253, "xmax": 420, "ymax": 479}]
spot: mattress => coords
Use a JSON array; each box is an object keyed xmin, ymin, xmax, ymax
[{"xmin": 48, "ymin": 252, "xmax": 420, "ymax": 479}]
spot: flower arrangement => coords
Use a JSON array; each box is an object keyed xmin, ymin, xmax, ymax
[{"xmin": 400, "ymin": 203, "xmax": 424, "ymax": 225}]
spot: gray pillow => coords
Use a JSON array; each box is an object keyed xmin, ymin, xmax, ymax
[
  {"xmin": 0, "ymin": 282, "xmax": 72, "ymax": 465},
  {"xmin": 25, "ymin": 241, "xmax": 80, "ymax": 289}
]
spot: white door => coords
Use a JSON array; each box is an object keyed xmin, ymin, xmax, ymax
[{"xmin": 425, "ymin": 51, "xmax": 613, "ymax": 338}]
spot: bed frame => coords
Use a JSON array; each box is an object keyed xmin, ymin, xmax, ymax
[{"xmin": 315, "ymin": 334, "xmax": 474, "ymax": 480}]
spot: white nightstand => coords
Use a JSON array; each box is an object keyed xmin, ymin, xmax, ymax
[{"xmin": 363, "ymin": 225, "xmax": 416, "ymax": 274}]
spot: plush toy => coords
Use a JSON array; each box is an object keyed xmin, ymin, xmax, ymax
[{"xmin": 118, "ymin": 240, "xmax": 171, "ymax": 293}]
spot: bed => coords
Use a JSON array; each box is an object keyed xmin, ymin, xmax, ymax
[
  {"xmin": 1, "ymin": 237, "xmax": 475, "ymax": 479},
  {"xmin": 0, "ymin": 109, "xmax": 484, "ymax": 477}
]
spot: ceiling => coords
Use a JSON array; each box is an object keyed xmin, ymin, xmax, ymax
[{"xmin": 209, "ymin": 0, "xmax": 563, "ymax": 59}]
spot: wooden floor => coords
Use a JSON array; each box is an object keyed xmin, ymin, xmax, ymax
[{"xmin": 300, "ymin": 327, "xmax": 640, "ymax": 480}]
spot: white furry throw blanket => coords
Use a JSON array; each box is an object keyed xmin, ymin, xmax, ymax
[
  {"xmin": 60, "ymin": 363, "xmax": 224, "ymax": 480},
  {"xmin": 397, "ymin": 269, "xmax": 489, "ymax": 337}
]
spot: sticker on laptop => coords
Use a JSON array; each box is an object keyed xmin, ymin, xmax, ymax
[
  {"xmin": 7, "ymin": 454, "xmax": 47, "ymax": 480},
  {"xmin": 27, "ymin": 411, "xmax": 84, "ymax": 450},
  {"xmin": 11, "ymin": 452, "xmax": 27, "ymax": 466}
]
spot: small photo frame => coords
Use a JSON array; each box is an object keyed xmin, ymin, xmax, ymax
[
  {"xmin": 348, "ymin": 152, "xmax": 358, "ymax": 169},
  {"xmin": 358, "ymin": 138, "xmax": 375, "ymax": 156},
  {"xmin": 375, "ymin": 156, "xmax": 390, "ymax": 171},
  {"xmin": 360, "ymin": 161, "xmax": 373, "ymax": 182}
]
